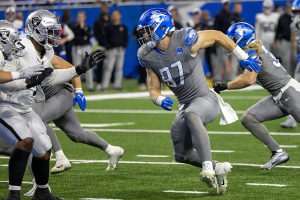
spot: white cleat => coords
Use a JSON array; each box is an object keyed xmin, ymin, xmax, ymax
[
  {"xmin": 199, "ymin": 161, "xmax": 216, "ymax": 188},
  {"xmin": 214, "ymin": 162, "xmax": 232, "ymax": 195},
  {"xmin": 50, "ymin": 158, "xmax": 71, "ymax": 175},
  {"xmin": 280, "ymin": 115, "xmax": 297, "ymax": 128},
  {"xmin": 106, "ymin": 146, "xmax": 124, "ymax": 171},
  {"xmin": 24, "ymin": 182, "xmax": 36, "ymax": 197}
]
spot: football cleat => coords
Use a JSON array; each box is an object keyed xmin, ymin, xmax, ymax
[
  {"xmin": 5, "ymin": 193, "xmax": 21, "ymax": 200},
  {"xmin": 24, "ymin": 181, "xmax": 36, "ymax": 197},
  {"xmin": 32, "ymin": 188, "xmax": 65, "ymax": 200},
  {"xmin": 214, "ymin": 162, "xmax": 232, "ymax": 195},
  {"xmin": 106, "ymin": 146, "xmax": 124, "ymax": 171},
  {"xmin": 199, "ymin": 161, "xmax": 216, "ymax": 188},
  {"xmin": 50, "ymin": 158, "xmax": 71, "ymax": 175},
  {"xmin": 280, "ymin": 115, "xmax": 297, "ymax": 128},
  {"xmin": 261, "ymin": 150, "xmax": 290, "ymax": 170}
]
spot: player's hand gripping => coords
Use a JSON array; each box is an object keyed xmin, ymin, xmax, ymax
[
  {"xmin": 239, "ymin": 57, "xmax": 261, "ymax": 73},
  {"xmin": 18, "ymin": 64, "xmax": 44, "ymax": 79},
  {"xmin": 156, "ymin": 96, "xmax": 174, "ymax": 111},
  {"xmin": 75, "ymin": 49, "xmax": 105, "ymax": 75},
  {"xmin": 25, "ymin": 68, "xmax": 53, "ymax": 89},
  {"xmin": 213, "ymin": 82, "xmax": 228, "ymax": 94},
  {"xmin": 73, "ymin": 88, "xmax": 86, "ymax": 111}
]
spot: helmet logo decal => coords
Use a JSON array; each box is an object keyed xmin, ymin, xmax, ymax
[
  {"xmin": 32, "ymin": 16, "xmax": 42, "ymax": 27},
  {"xmin": 0, "ymin": 29, "xmax": 10, "ymax": 39}
]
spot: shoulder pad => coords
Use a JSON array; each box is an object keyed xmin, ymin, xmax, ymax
[{"xmin": 184, "ymin": 28, "xmax": 199, "ymax": 48}]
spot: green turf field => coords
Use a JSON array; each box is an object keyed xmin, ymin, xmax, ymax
[{"xmin": 0, "ymin": 82, "xmax": 299, "ymax": 200}]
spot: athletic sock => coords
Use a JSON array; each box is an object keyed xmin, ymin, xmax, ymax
[
  {"xmin": 55, "ymin": 149, "xmax": 67, "ymax": 160},
  {"xmin": 36, "ymin": 183, "xmax": 49, "ymax": 189},
  {"xmin": 32, "ymin": 157, "xmax": 50, "ymax": 186},
  {"xmin": 105, "ymin": 144, "xmax": 115, "ymax": 154},
  {"xmin": 276, "ymin": 149, "xmax": 284, "ymax": 153},
  {"xmin": 9, "ymin": 148, "xmax": 30, "ymax": 187}
]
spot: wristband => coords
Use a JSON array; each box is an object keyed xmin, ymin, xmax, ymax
[
  {"xmin": 0, "ymin": 92, "xmax": 8, "ymax": 101},
  {"xmin": 75, "ymin": 88, "xmax": 83, "ymax": 93},
  {"xmin": 232, "ymin": 46, "xmax": 248, "ymax": 61},
  {"xmin": 155, "ymin": 96, "xmax": 165, "ymax": 106},
  {"xmin": 11, "ymin": 72, "xmax": 20, "ymax": 80}
]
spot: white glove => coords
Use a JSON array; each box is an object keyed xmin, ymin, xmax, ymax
[
  {"xmin": 1, "ymin": 90, "xmax": 34, "ymax": 107},
  {"xmin": 17, "ymin": 64, "xmax": 44, "ymax": 79}
]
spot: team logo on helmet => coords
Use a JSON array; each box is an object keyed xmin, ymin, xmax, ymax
[
  {"xmin": 32, "ymin": 16, "xmax": 42, "ymax": 27},
  {"xmin": 0, "ymin": 29, "xmax": 10, "ymax": 39}
]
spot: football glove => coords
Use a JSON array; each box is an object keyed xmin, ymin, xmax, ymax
[
  {"xmin": 25, "ymin": 68, "xmax": 53, "ymax": 89},
  {"xmin": 75, "ymin": 50, "xmax": 105, "ymax": 75},
  {"xmin": 73, "ymin": 89, "xmax": 86, "ymax": 111},
  {"xmin": 18, "ymin": 64, "xmax": 44, "ymax": 79},
  {"xmin": 213, "ymin": 82, "xmax": 228, "ymax": 94},
  {"xmin": 239, "ymin": 57, "xmax": 261, "ymax": 73},
  {"xmin": 156, "ymin": 96, "xmax": 174, "ymax": 111}
]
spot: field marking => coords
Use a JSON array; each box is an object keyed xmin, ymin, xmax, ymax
[
  {"xmin": 246, "ymin": 183, "xmax": 287, "ymax": 187},
  {"xmin": 0, "ymin": 164, "xmax": 8, "ymax": 166},
  {"xmin": 163, "ymin": 190, "xmax": 208, "ymax": 194},
  {"xmin": 137, "ymin": 155, "xmax": 170, "ymax": 158},
  {"xmin": 74, "ymin": 109, "xmax": 246, "ymax": 114},
  {"xmin": 0, "ymin": 181, "xmax": 32, "ymax": 184},
  {"xmin": 265, "ymin": 145, "xmax": 298, "ymax": 148},
  {"xmin": 211, "ymin": 150, "xmax": 235, "ymax": 153},
  {"xmin": 50, "ymin": 122, "xmax": 135, "ymax": 128},
  {"xmin": 52, "ymin": 128, "xmax": 300, "ymax": 136},
  {"xmin": 84, "ymin": 85, "xmax": 263, "ymax": 101}
]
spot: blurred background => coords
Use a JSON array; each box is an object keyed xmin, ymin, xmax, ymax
[{"xmin": 0, "ymin": 0, "xmax": 295, "ymax": 92}]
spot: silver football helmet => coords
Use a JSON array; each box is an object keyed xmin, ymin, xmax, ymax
[
  {"xmin": 0, "ymin": 20, "xmax": 25, "ymax": 61},
  {"xmin": 5, "ymin": 7, "xmax": 16, "ymax": 22},
  {"xmin": 25, "ymin": 10, "xmax": 62, "ymax": 50}
]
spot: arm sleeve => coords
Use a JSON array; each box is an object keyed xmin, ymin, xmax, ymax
[
  {"xmin": 41, "ymin": 66, "xmax": 79, "ymax": 87},
  {"xmin": 0, "ymin": 59, "xmax": 27, "ymax": 93},
  {"xmin": 64, "ymin": 24, "xmax": 75, "ymax": 41},
  {"xmin": 182, "ymin": 27, "xmax": 199, "ymax": 50}
]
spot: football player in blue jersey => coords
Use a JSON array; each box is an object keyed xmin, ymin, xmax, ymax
[
  {"xmin": 214, "ymin": 22, "xmax": 298, "ymax": 170},
  {"xmin": 137, "ymin": 8, "xmax": 261, "ymax": 194}
]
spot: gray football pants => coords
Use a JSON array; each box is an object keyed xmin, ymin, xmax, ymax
[
  {"xmin": 72, "ymin": 45, "xmax": 94, "ymax": 90},
  {"xmin": 277, "ymin": 39, "xmax": 293, "ymax": 75},
  {"xmin": 211, "ymin": 46, "xmax": 229, "ymax": 82},
  {"xmin": 102, "ymin": 47, "xmax": 125, "ymax": 89},
  {"xmin": 171, "ymin": 92, "xmax": 220, "ymax": 168},
  {"xmin": 241, "ymin": 85, "xmax": 300, "ymax": 152}
]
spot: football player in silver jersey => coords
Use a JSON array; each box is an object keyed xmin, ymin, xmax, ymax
[
  {"xmin": 280, "ymin": 0, "xmax": 300, "ymax": 128},
  {"xmin": 137, "ymin": 9, "xmax": 261, "ymax": 194},
  {"xmin": 0, "ymin": 10, "xmax": 104, "ymax": 200},
  {"xmin": 214, "ymin": 22, "xmax": 298, "ymax": 170}
]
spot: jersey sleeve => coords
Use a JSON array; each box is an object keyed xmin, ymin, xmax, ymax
[
  {"xmin": 137, "ymin": 47, "xmax": 151, "ymax": 69},
  {"xmin": 245, "ymin": 49, "xmax": 259, "ymax": 60}
]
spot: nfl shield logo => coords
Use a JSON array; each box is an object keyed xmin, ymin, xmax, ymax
[{"xmin": 176, "ymin": 47, "xmax": 184, "ymax": 56}]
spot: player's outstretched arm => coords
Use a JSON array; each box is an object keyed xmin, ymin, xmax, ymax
[
  {"xmin": 147, "ymin": 68, "xmax": 173, "ymax": 111},
  {"xmin": 191, "ymin": 30, "xmax": 261, "ymax": 73},
  {"xmin": 0, "ymin": 65, "xmax": 44, "ymax": 83}
]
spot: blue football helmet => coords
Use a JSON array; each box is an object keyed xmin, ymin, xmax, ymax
[
  {"xmin": 292, "ymin": 0, "xmax": 300, "ymax": 14},
  {"xmin": 226, "ymin": 22, "xmax": 256, "ymax": 49},
  {"xmin": 137, "ymin": 8, "xmax": 175, "ymax": 48}
]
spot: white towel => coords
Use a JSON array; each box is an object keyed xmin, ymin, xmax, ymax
[{"xmin": 210, "ymin": 89, "xmax": 239, "ymax": 125}]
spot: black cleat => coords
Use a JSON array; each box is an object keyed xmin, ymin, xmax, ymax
[
  {"xmin": 32, "ymin": 187, "xmax": 66, "ymax": 200},
  {"xmin": 5, "ymin": 190, "xmax": 21, "ymax": 200}
]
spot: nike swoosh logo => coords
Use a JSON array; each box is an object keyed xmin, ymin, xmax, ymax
[
  {"xmin": 222, "ymin": 180, "xmax": 225, "ymax": 185},
  {"xmin": 56, "ymin": 164, "xmax": 64, "ymax": 168},
  {"xmin": 271, "ymin": 154, "xmax": 286, "ymax": 165},
  {"xmin": 285, "ymin": 97, "xmax": 290, "ymax": 101}
]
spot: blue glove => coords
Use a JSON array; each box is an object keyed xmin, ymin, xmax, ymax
[
  {"xmin": 161, "ymin": 97, "xmax": 174, "ymax": 111},
  {"xmin": 73, "ymin": 92, "xmax": 86, "ymax": 111},
  {"xmin": 239, "ymin": 57, "xmax": 261, "ymax": 73}
]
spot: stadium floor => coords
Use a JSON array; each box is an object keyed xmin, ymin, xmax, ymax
[{"xmin": 0, "ymin": 80, "xmax": 299, "ymax": 199}]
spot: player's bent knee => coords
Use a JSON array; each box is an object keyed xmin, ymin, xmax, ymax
[
  {"xmin": 68, "ymin": 131, "xmax": 87, "ymax": 143},
  {"xmin": 31, "ymin": 134, "xmax": 52, "ymax": 158},
  {"xmin": 174, "ymin": 154, "xmax": 185, "ymax": 163},
  {"xmin": 241, "ymin": 113, "xmax": 258, "ymax": 127},
  {"xmin": 15, "ymin": 138, "xmax": 34, "ymax": 153}
]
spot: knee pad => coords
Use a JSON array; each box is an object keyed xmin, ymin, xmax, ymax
[
  {"xmin": 31, "ymin": 134, "xmax": 52, "ymax": 158},
  {"xmin": 174, "ymin": 154, "xmax": 185, "ymax": 163}
]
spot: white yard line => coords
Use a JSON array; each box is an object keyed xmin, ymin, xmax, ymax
[
  {"xmin": 163, "ymin": 190, "xmax": 208, "ymax": 194},
  {"xmin": 50, "ymin": 122, "xmax": 135, "ymax": 128},
  {"xmin": 84, "ymin": 85, "xmax": 264, "ymax": 101},
  {"xmin": 0, "ymin": 164, "xmax": 8, "ymax": 166},
  {"xmin": 265, "ymin": 145, "xmax": 298, "ymax": 148},
  {"xmin": 246, "ymin": 183, "xmax": 287, "ymax": 187},
  {"xmin": 137, "ymin": 155, "xmax": 170, "ymax": 158},
  {"xmin": 0, "ymin": 181, "xmax": 32, "ymax": 184},
  {"xmin": 80, "ymin": 199, "xmax": 123, "ymax": 200},
  {"xmin": 74, "ymin": 109, "xmax": 247, "ymax": 114},
  {"xmin": 52, "ymin": 128, "xmax": 300, "ymax": 136},
  {"xmin": 211, "ymin": 150, "xmax": 235, "ymax": 153}
]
